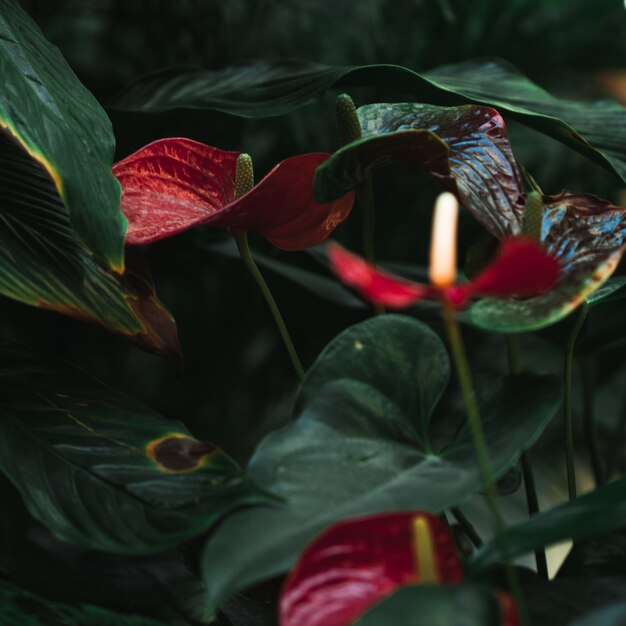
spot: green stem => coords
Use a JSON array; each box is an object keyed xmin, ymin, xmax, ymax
[
  {"xmin": 506, "ymin": 334, "xmax": 548, "ymax": 578},
  {"xmin": 357, "ymin": 178, "xmax": 376, "ymax": 266},
  {"xmin": 234, "ymin": 231, "xmax": 305, "ymax": 382},
  {"xmin": 443, "ymin": 305, "xmax": 528, "ymax": 626},
  {"xmin": 451, "ymin": 506, "xmax": 483, "ymax": 548},
  {"xmin": 582, "ymin": 355, "xmax": 605, "ymax": 486},
  {"xmin": 564, "ymin": 303, "xmax": 588, "ymax": 501}
]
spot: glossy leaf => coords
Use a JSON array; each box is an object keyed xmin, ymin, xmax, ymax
[
  {"xmin": 113, "ymin": 138, "xmax": 354, "ymax": 250},
  {"xmin": 468, "ymin": 475, "xmax": 626, "ymax": 575},
  {"xmin": 280, "ymin": 512, "xmax": 463, "ymax": 626},
  {"xmin": 353, "ymin": 585, "xmax": 505, "ymax": 626},
  {"xmin": 0, "ymin": 0, "xmax": 125, "ymax": 267},
  {"xmin": 467, "ymin": 193, "xmax": 626, "ymax": 332},
  {"xmin": 0, "ymin": 581, "xmax": 167, "ymax": 626},
  {"xmin": 113, "ymin": 58, "xmax": 626, "ymax": 184},
  {"xmin": 0, "ymin": 345, "xmax": 271, "ymax": 553},
  {"xmin": 0, "ymin": 134, "xmax": 180, "ymax": 362},
  {"xmin": 200, "ymin": 315, "xmax": 562, "ymax": 613},
  {"xmin": 316, "ymin": 104, "xmax": 524, "ymax": 240}
]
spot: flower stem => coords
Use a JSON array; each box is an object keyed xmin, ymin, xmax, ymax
[
  {"xmin": 450, "ymin": 506, "xmax": 483, "ymax": 548},
  {"xmin": 582, "ymin": 355, "xmax": 605, "ymax": 486},
  {"xmin": 442, "ymin": 304, "xmax": 528, "ymax": 626},
  {"xmin": 564, "ymin": 303, "xmax": 588, "ymax": 501},
  {"xmin": 234, "ymin": 231, "xmax": 305, "ymax": 382},
  {"xmin": 358, "ymin": 179, "xmax": 376, "ymax": 266},
  {"xmin": 506, "ymin": 334, "xmax": 548, "ymax": 579}
]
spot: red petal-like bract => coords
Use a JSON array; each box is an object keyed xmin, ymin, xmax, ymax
[
  {"xmin": 113, "ymin": 138, "xmax": 354, "ymax": 250},
  {"xmin": 279, "ymin": 511, "xmax": 462, "ymax": 626},
  {"xmin": 452, "ymin": 236, "xmax": 560, "ymax": 306},
  {"xmin": 327, "ymin": 243, "xmax": 429, "ymax": 308}
]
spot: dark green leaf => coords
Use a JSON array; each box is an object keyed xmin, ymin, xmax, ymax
[
  {"xmin": 0, "ymin": 580, "xmax": 168, "ymax": 626},
  {"xmin": 0, "ymin": 133, "xmax": 180, "ymax": 361},
  {"xmin": 0, "ymin": 344, "xmax": 271, "ymax": 553},
  {"xmin": 569, "ymin": 602, "xmax": 626, "ymax": 626},
  {"xmin": 114, "ymin": 58, "xmax": 626, "ymax": 184},
  {"xmin": 200, "ymin": 315, "xmax": 562, "ymax": 613},
  {"xmin": 0, "ymin": 0, "xmax": 125, "ymax": 267},
  {"xmin": 586, "ymin": 276, "xmax": 626, "ymax": 306},
  {"xmin": 353, "ymin": 585, "xmax": 502, "ymax": 626},
  {"xmin": 468, "ymin": 476, "xmax": 626, "ymax": 575}
]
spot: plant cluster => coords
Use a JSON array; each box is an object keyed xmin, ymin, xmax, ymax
[{"xmin": 2, "ymin": 2, "xmax": 626, "ymax": 625}]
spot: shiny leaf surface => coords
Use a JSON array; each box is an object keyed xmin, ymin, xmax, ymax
[
  {"xmin": 200, "ymin": 315, "xmax": 561, "ymax": 613},
  {"xmin": 113, "ymin": 138, "xmax": 354, "ymax": 250},
  {"xmin": 316, "ymin": 104, "xmax": 524, "ymax": 240},
  {"xmin": 113, "ymin": 58, "xmax": 626, "ymax": 183},
  {"xmin": 279, "ymin": 512, "xmax": 463, "ymax": 626},
  {"xmin": 0, "ymin": 0, "xmax": 125, "ymax": 267},
  {"xmin": 0, "ymin": 134, "xmax": 180, "ymax": 362},
  {"xmin": 0, "ymin": 345, "xmax": 270, "ymax": 553},
  {"xmin": 467, "ymin": 194, "xmax": 626, "ymax": 332}
]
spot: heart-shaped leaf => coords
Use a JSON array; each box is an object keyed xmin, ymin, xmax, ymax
[
  {"xmin": 0, "ymin": 134, "xmax": 180, "ymax": 362},
  {"xmin": 0, "ymin": 581, "xmax": 168, "ymax": 626},
  {"xmin": 0, "ymin": 0, "xmax": 125, "ymax": 267},
  {"xmin": 316, "ymin": 104, "xmax": 525, "ymax": 241},
  {"xmin": 0, "ymin": 344, "xmax": 271, "ymax": 554},
  {"xmin": 468, "ymin": 475, "xmax": 626, "ymax": 576},
  {"xmin": 199, "ymin": 315, "xmax": 562, "ymax": 613},
  {"xmin": 113, "ymin": 138, "xmax": 354, "ymax": 250},
  {"xmin": 279, "ymin": 512, "xmax": 463, "ymax": 626},
  {"xmin": 467, "ymin": 193, "xmax": 626, "ymax": 332},
  {"xmin": 353, "ymin": 585, "xmax": 507, "ymax": 626},
  {"xmin": 113, "ymin": 58, "xmax": 626, "ymax": 184}
]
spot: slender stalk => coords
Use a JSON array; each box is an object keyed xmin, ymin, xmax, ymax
[
  {"xmin": 506, "ymin": 334, "xmax": 548, "ymax": 578},
  {"xmin": 358, "ymin": 179, "xmax": 376, "ymax": 266},
  {"xmin": 234, "ymin": 231, "xmax": 305, "ymax": 382},
  {"xmin": 442, "ymin": 304, "xmax": 528, "ymax": 626},
  {"xmin": 582, "ymin": 355, "xmax": 605, "ymax": 486},
  {"xmin": 451, "ymin": 506, "xmax": 483, "ymax": 548},
  {"xmin": 564, "ymin": 303, "xmax": 588, "ymax": 501}
]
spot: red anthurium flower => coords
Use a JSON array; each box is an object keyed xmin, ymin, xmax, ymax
[
  {"xmin": 279, "ymin": 511, "xmax": 518, "ymax": 626},
  {"xmin": 113, "ymin": 138, "xmax": 355, "ymax": 250},
  {"xmin": 329, "ymin": 237, "xmax": 559, "ymax": 310}
]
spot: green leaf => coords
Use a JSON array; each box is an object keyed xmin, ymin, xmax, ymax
[
  {"xmin": 468, "ymin": 476, "xmax": 626, "ymax": 575},
  {"xmin": 0, "ymin": 132, "xmax": 180, "ymax": 362},
  {"xmin": 353, "ymin": 585, "xmax": 502, "ymax": 626},
  {"xmin": 586, "ymin": 276, "xmax": 626, "ymax": 306},
  {"xmin": 114, "ymin": 58, "xmax": 626, "ymax": 184},
  {"xmin": 200, "ymin": 315, "xmax": 562, "ymax": 613},
  {"xmin": 569, "ymin": 602, "xmax": 626, "ymax": 626},
  {"xmin": 0, "ymin": 580, "xmax": 168, "ymax": 626},
  {"xmin": 0, "ymin": 0, "xmax": 125, "ymax": 267},
  {"xmin": 0, "ymin": 344, "xmax": 271, "ymax": 554}
]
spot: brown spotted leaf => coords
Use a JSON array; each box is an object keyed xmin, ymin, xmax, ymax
[
  {"xmin": 467, "ymin": 193, "xmax": 626, "ymax": 332},
  {"xmin": 0, "ymin": 344, "xmax": 272, "ymax": 554}
]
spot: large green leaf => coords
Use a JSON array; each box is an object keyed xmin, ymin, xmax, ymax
[
  {"xmin": 0, "ymin": 0, "xmax": 125, "ymax": 267},
  {"xmin": 200, "ymin": 315, "xmax": 561, "ymax": 613},
  {"xmin": 468, "ymin": 475, "xmax": 626, "ymax": 575},
  {"xmin": 0, "ymin": 344, "xmax": 271, "ymax": 554},
  {"xmin": 0, "ymin": 581, "xmax": 167, "ymax": 626},
  {"xmin": 0, "ymin": 132, "xmax": 180, "ymax": 361},
  {"xmin": 569, "ymin": 602, "xmax": 626, "ymax": 626},
  {"xmin": 114, "ymin": 58, "xmax": 626, "ymax": 183},
  {"xmin": 353, "ymin": 585, "xmax": 502, "ymax": 626}
]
